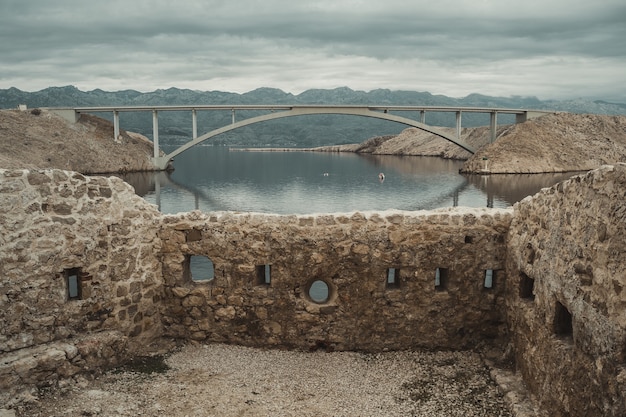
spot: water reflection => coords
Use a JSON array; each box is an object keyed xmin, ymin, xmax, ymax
[
  {"xmin": 117, "ymin": 147, "xmax": 586, "ymax": 214},
  {"xmin": 465, "ymin": 172, "xmax": 583, "ymax": 205}
]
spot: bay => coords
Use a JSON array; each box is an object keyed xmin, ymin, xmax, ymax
[{"xmin": 120, "ymin": 146, "xmax": 579, "ymax": 215}]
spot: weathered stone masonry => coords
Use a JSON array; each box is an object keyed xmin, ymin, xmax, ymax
[
  {"xmin": 159, "ymin": 208, "xmax": 511, "ymax": 352},
  {"xmin": 506, "ymin": 164, "xmax": 626, "ymax": 417},
  {"xmin": 1, "ymin": 164, "xmax": 625, "ymax": 416},
  {"xmin": 0, "ymin": 169, "xmax": 163, "ymax": 404}
]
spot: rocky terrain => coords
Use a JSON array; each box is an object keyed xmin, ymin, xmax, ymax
[
  {"xmin": 314, "ymin": 113, "xmax": 626, "ymax": 174},
  {"xmin": 462, "ymin": 112, "xmax": 626, "ymax": 173},
  {"xmin": 0, "ymin": 109, "xmax": 156, "ymax": 173}
]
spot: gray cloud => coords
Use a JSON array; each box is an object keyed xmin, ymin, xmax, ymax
[{"xmin": 1, "ymin": 0, "xmax": 625, "ymax": 100}]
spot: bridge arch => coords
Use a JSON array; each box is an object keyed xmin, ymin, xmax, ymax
[{"xmin": 153, "ymin": 107, "xmax": 476, "ymax": 169}]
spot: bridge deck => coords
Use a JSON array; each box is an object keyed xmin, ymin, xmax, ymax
[
  {"xmin": 47, "ymin": 105, "xmax": 552, "ymax": 170},
  {"xmin": 68, "ymin": 104, "xmax": 537, "ymax": 115}
]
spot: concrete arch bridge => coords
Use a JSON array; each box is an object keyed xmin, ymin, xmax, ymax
[{"xmin": 49, "ymin": 105, "xmax": 549, "ymax": 170}]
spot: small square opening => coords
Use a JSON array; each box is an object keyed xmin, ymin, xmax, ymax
[
  {"xmin": 519, "ymin": 272, "xmax": 535, "ymax": 300},
  {"xmin": 554, "ymin": 301, "xmax": 573, "ymax": 338},
  {"xmin": 484, "ymin": 269, "xmax": 496, "ymax": 289},
  {"xmin": 65, "ymin": 268, "xmax": 82, "ymax": 300},
  {"xmin": 435, "ymin": 268, "xmax": 448, "ymax": 291},
  {"xmin": 386, "ymin": 268, "xmax": 400, "ymax": 289},
  {"xmin": 256, "ymin": 264, "xmax": 271, "ymax": 286}
]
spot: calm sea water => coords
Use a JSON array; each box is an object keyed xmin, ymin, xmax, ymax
[{"xmin": 121, "ymin": 145, "xmax": 579, "ymax": 215}]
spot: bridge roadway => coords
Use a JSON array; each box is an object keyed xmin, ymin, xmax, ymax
[{"xmin": 49, "ymin": 105, "xmax": 550, "ymax": 170}]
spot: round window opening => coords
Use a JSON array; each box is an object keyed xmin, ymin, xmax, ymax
[{"xmin": 308, "ymin": 280, "xmax": 330, "ymax": 303}]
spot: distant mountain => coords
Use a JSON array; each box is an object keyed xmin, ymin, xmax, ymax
[{"xmin": 2, "ymin": 86, "xmax": 625, "ymax": 147}]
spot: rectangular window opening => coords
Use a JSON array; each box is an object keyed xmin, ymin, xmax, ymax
[
  {"xmin": 185, "ymin": 255, "xmax": 215, "ymax": 282},
  {"xmin": 256, "ymin": 264, "xmax": 271, "ymax": 286},
  {"xmin": 386, "ymin": 268, "xmax": 400, "ymax": 289},
  {"xmin": 65, "ymin": 267, "xmax": 82, "ymax": 300},
  {"xmin": 554, "ymin": 301, "xmax": 573, "ymax": 339},
  {"xmin": 435, "ymin": 268, "xmax": 448, "ymax": 291},
  {"xmin": 519, "ymin": 272, "xmax": 535, "ymax": 300},
  {"xmin": 484, "ymin": 269, "xmax": 495, "ymax": 289}
]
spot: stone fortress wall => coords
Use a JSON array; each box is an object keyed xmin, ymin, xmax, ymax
[
  {"xmin": 0, "ymin": 169, "xmax": 163, "ymax": 402},
  {"xmin": 1, "ymin": 164, "xmax": 625, "ymax": 416},
  {"xmin": 506, "ymin": 164, "xmax": 626, "ymax": 416},
  {"xmin": 159, "ymin": 207, "xmax": 511, "ymax": 352}
]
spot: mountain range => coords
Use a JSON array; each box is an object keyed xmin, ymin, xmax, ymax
[{"xmin": 2, "ymin": 86, "xmax": 625, "ymax": 147}]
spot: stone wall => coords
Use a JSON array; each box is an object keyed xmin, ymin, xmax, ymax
[
  {"xmin": 159, "ymin": 208, "xmax": 512, "ymax": 352},
  {"xmin": 506, "ymin": 163, "xmax": 626, "ymax": 417},
  {"xmin": 2, "ymin": 165, "xmax": 625, "ymax": 416},
  {"xmin": 0, "ymin": 169, "xmax": 163, "ymax": 405}
]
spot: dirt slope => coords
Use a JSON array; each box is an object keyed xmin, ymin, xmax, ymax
[
  {"xmin": 0, "ymin": 109, "xmax": 157, "ymax": 173},
  {"xmin": 461, "ymin": 112, "xmax": 626, "ymax": 173}
]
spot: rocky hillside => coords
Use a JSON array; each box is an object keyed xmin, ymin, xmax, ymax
[
  {"xmin": 314, "ymin": 125, "xmax": 511, "ymax": 160},
  {"xmin": 462, "ymin": 113, "xmax": 626, "ymax": 174},
  {"xmin": 316, "ymin": 113, "xmax": 626, "ymax": 174},
  {"xmin": 0, "ymin": 109, "xmax": 157, "ymax": 173}
]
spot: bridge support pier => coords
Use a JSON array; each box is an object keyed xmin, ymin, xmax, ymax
[
  {"xmin": 456, "ymin": 111, "xmax": 462, "ymax": 139},
  {"xmin": 151, "ymin": 156, "xmax": 169, "ymax": 170},
  {"xmin": 192, "ymin": 109, "xmax": 198, "ymax": 139},
  {"xmin": 113, "ymin": 111, "xmax": 120, "ymax": 142},
  {"xmin": 490, "ymin": 112, "xmax": 498, "ymax": 143},
  {"xmin": 153, "ymin": 110, "xmax": 160, "ymax": 159},
  {"xmin": 48, "ymin": 108, "xmax": 78, "ymax": 123}
]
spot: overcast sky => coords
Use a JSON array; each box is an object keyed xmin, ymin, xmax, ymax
[{"xmin": 1, "ymin": 0, "xmax": 625, "ymax": 101}]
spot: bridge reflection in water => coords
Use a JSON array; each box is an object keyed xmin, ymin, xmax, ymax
[{"xmin": 117, "ymin": 148, "xmax": 579, "ymax": 214}]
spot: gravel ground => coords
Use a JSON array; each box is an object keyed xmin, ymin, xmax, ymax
[{"xmin": 16, "ymin": 343, "xmax": 518, "ymax": 417}]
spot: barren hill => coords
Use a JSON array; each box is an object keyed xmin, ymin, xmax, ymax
[
  {"xmin": 315, "ymin": 113, "xmax": 626, "ymax": 174},
  {"xmin": 461, "ymin": 112, "xmax": 626, "ymax": 174},
  {"xmin": 314, "ymin": 125, "xmax": 507, "ymax": 160},
  {"xmin": 0, "ymin": 109, "xmax": 156, "ymax": 174}
]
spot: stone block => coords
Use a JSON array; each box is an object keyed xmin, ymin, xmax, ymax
[
  {"xmin": 26, "ymin": 171, "xmax": 51, "ymax": 185},
  {"xmin": 215, "ymin": 306, "xmax": 236, "ymax": 320},
  {"xmin": 182, "ymin": 295, "xmax": 205, "ymax": 308},
  {"xmin": 189, "ymin": 331, "xmax": 206, "ymax": 340}
]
